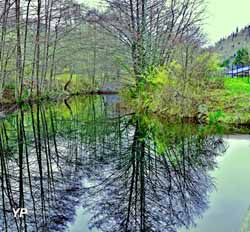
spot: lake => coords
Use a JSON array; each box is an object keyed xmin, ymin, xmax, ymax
[{"xmin": 0, "ymin": 95, "xmax": 250, "ymax": 232}]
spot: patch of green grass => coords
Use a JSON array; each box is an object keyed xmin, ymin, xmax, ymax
[
  {"xmin": 56, "ymin": 73, "xmax": 81, "ymax": 88},
  {"xmin": 208, "ymin": 77, "xmax": 250, "ymax": 124},
  {"xmin": 55, "ymin": 73, "xmax": 95, "ymax": 91},
  {"xmin": 208, "ymin": 110, "xmax": 224, "ymax": 124},
  {"xmin": 224, "ymin": 77, "xmax": 250, "ymax": 93}
]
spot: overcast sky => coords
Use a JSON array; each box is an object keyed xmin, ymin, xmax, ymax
[
  {"xmin": 206, "ymin": 0, "xmax": 250, "ymax": 44},
  {"xmin": 79, "ymin": 0, "xmax": 250, "ymax": 45}
]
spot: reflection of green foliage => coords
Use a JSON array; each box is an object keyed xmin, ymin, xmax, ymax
[
  {"xmin": 1, "ymin": 94, "xmax": 250, "ymax": 167},
  {"xmin": 132, "ymin": 112, "xmax": 224, "ymax": 156},
  {"xmin": 1, "ymin": 96, "xmax": 116, "ymax": 147}
]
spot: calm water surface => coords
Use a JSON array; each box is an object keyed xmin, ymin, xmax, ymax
[{"xmin": 0, "ymin": 95, "xmax": 250, "ymax": 232}]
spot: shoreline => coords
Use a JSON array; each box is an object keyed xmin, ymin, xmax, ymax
[
  {"xmin": 1, "ymin": 89, "xmax": 250, "ymax": 130},
  {"xmin": 0, "ymin": 90, "xmax": 119, "ymax": 117}
]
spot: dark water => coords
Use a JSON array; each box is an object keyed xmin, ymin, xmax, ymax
[{"xmin": 0, "ymin": 95, "xmax": 250, "ymax": 232}]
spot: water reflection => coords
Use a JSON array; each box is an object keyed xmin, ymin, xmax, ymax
[{"xmin": 0, "ymin": 96, "xmax": 226, "ymax": 232}]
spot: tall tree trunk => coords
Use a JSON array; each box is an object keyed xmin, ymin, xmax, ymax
[
  {"xmin": 22, "ymin": 0, "xmax": 32, "ymax": 97},
  {"xmin": 35, "ymin": 0, "xmax": 41, "ymax": 97},
  {"xmin": 15, "ymin": 0, "xmax": 22, "ymax": 99},
  {"xmin": 49, "ymin": 10, "xmax": 61, "ymax": 91},
  {"xmin": 0, "ymin": 0, "xmax": 9, "ymax": 98}
]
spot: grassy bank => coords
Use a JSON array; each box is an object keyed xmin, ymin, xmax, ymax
[
  {"xmin": 0, "ymin": 72, "xmax": 118, "ymax": 109},
  {"xmin": 122, "ymin": 63, "xmax": 250, "ymax": 126},
  {"xmin": 0, "ymin": 70, "xmax": 121, "ymax": 118},
  {"xmin": 2, "ymin": 70, "xmax": 250, "ymax": 127},
  {"xmin": 207, "ymin": 77, "xmax": 250, "ymax": 124}
]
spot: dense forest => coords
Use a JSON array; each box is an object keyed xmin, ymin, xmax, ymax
[
  {"xmin": 0, "ymin": 0, "xmax": 212, "ymax": 103},
  {"xmin": 213, "ymin": 25, "xmax": 250, "ymax": 64},
  {"xmin": 0, "ymin": 0, "xmax": 128, "ymax": 100}
]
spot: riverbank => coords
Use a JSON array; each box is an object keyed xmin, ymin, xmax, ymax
[
  {"xmin": 1, "ymin": 92, "xmax": 250, "ymax": 137},
  {"xmin": 121, "ymin": 75, "xmax": 250, "ymax": 126},
  {"xmin": 1, "ymin": 77, "xmax": 250, "ymax": 126},
  {"xmin": 0, "ymin": 89, "xmax": 118, "ymax": 118},
  {"xmin": 207, "ymin": 77, "xmax": 250, "ymax": 125}
]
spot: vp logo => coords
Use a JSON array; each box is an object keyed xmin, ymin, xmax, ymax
[{"xmin": 13, "ymin": 208, "xmax": 28, "ymax": 218}]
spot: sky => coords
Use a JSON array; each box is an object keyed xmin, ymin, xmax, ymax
[
  {"xmin": 80, "ymin": 0, "xmax": 250, "ymax": 45},
  {"xmin": 206, "ymin": 0, "xmax": 250, "ymax": 44}
]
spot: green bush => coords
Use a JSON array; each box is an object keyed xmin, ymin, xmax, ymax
[{"xmin": 123, "ymin": 52, "xmax": 221, "ymax": 119}]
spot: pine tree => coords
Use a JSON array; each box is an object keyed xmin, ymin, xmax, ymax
[{"xmin": 233, "ymin": 48, "xmax": 250, "ymax": 66}]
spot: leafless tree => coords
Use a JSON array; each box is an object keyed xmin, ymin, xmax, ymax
[{"xmin": 89, "ymin": 0, "xmax": 206, "ymax": 83}]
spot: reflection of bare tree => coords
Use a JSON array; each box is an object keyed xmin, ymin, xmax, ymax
[
  {"xmin": 0, "ymin": 96, "xmax": 122, "ymax": 231},
  {"xmin": 0, "ymin": 103, "xmax": 86, "ymax": 231},
  {"xmin": 81, "ymin": 118, "xmax": 226, "ymax": 232},
  {"xmin": 0, "ymin": 96, "xmax": 227, "ymax": 232}
]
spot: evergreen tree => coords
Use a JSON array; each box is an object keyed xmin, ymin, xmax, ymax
[
  {"xmin": 233, "ymin": 48, "xmax": 250, "ymax": 66},
  {"xmin": 220, "ymin": 59, "xmax": 230, "ymax": 67}
]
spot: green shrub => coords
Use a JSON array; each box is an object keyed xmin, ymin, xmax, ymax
[
  {"xmin": 208, "ymin": 111, "xmax": 224, "ymax": 124},
  {"xmin": 123, "ymin": 52, "xmax": 221, "ymax": 120}
]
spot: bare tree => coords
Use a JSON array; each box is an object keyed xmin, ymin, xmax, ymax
[{"xmin": 89, "ymin": 0, "xmax": 206, "ymax": 83}]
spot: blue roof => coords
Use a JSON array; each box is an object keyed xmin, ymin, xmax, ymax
[{"xmin": 226, "ymin": 66, "xmax": 250, "ymax": 75}]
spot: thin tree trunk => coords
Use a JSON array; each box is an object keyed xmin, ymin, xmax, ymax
[
  {"xmin": 22, "ymin": 0, "xmax": 32, "ymax": 97},
  {"xmin": 15, "ymin": 0, "xmax": 22, "ymax": 99},
  {"xmin": 35, "ymin": 0, "xmax": 41, "ymax": 97}
]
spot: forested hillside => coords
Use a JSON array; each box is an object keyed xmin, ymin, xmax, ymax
[{"xmin": 213, "ymin": 25, "xmax": 250, "ymax": 64}]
